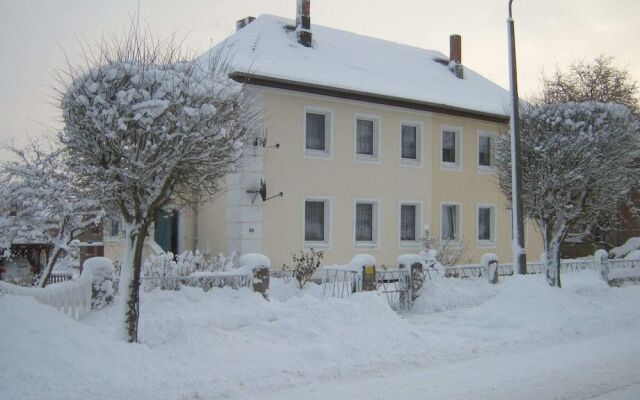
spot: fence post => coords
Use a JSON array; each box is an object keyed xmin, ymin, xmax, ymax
[
  {"xmin": 252, "ymin": 266, "xmax": 270, "ymax": 299},
  {"xmin": 83, "ymin": 257, "xmax": 116, "ymax": 310},
  {"xmin": 410, "ymin": 263, "xmax": 424, "ymax": 301},
  {"xmin": 239, "ymin": 253, "xmax": 271, "ymax": 299},
  {"xmin": 481, "ymin": 253, "xmax": 499, "ymax": 284},
  {"xmin": 362, "ymin": 265, "xmax": 376, "ymax": 291},
  {"xmin": 594, "ymin": 249, "xmax": 609, "ymax": 282}
]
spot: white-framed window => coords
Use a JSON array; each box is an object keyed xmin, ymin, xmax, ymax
[
  {"xmin": 109, "ymin": 219, "xmax": 120, "ymax": 237},
  {"xmin": 399, "ymin": 202, "xmax": 421, "ymax": 246},
  {"xmin": 304, "ymin": 107, "xmax": 332, "ymax": 158},
  {"xmin": 441, "ymin": 203, "xmax": 461, "ymax": 242},
  {"xmin": 441, "ymin": 126, "xmax": 462, "ymax": 170},
  {"xmin": 354, "ymin": 199, "xmax": 379, "ymax": 247},
  {"xmin": 477, "ymin": 131, "xmax": 495, "ymax": 171},
  {"xmin": 400, "ymin": 121, "xmax": 422, "ymax": 166},
  {"xmin": 354, "ymin": 113, "xmax": 380, "ymax": 162},
  {"xmin": 477, "ymin": 204, "xmax": 496, "ymax": 247},
  {"xmin": 304, "ymin": 197, "xmax": 331, "ymax": 247}
]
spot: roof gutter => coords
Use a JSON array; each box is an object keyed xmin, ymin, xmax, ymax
[{"xmin": 229, "ymin": 72, "xmax": 509, "ymax": 124}]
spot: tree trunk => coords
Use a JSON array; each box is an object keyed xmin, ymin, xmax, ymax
[
  {"xmin": 36, "ymin": 245, "xmax": 62, "ymax": 288},
  {"xmin": 544, "ymin": 237, "xmax": 562, "ymax": 288},
  {"xmin": 117, "ymin": 223, "xmax": 148, "ymax": 343}
]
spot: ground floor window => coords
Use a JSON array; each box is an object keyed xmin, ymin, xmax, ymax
[
  {"xmin": 478, "ymin": 205, "xmax": 496, "ymax": 246},
  {"xmin": 355, "ymin": 200, "xmax": 378, "ymax": 245},
  {"xmin": 441, "ymin": 203, "xmax": 460, "ymax": 241},
  {"xmin": 305, "ymin": 199, "xmax": 330, "ymax": 245},
  {"xmin": 400, "ymin": 203, "xmax": 420, "ymax": 243}
]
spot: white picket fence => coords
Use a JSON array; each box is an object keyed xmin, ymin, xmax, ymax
[{"xmin": 0, "ymin": 269, "xmax": 93, "ymax": 320}]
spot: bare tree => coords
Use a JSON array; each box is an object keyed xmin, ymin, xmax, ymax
[
  {"xmin": 58, "ymin": 25, "xmax": 258, "ymax": 342},
  {"xmin": 495, "ymin": 102, "xmax": 639, "ymax": 287},
  {"xmin": 0, "ymin": 141, "xmax": 101, "ymax": 287},
  {"xmin": 540, "ymin": 55, "xmax": 639, "ymax": 115}
]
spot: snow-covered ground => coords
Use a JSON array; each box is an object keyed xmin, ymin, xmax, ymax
[{"xmin": 1, "ymin": 271, "xmax": 639, "ymax": 400}]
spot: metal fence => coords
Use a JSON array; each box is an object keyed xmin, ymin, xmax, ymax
[
  {"xmin": 139, "ymin": 273, "xmax": 252, "ymax": 293},
  {"xmin": 376, "ymin": 269, "xmax": 412, "ymax": 312},
  {"xmin": 49, "ymin": 272, "xmax": 74, "ymax": 284},
  {"xmin": 320, "ymin": 268, "xmax": 360, "ymax": 298},
  {"xmin": 319, "ymin": 267, "xmax": 413, "ymax": 312}
]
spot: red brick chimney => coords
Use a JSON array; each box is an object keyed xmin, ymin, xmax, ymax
[
  {"xmin": 296, "ymin": 0, "xmax": 312, "ymax": 47},
  {"xmin": 449, "ymin": 34, "xmax": 463, "ymax": 79},
  {"xmin": 236, "ymin": 16, "xmax": 255, "ymax": 31}
]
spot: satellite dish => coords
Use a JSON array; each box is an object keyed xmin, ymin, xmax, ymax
[
  {"xmin": 259, "ymin": 179, "xmax": 267, "ymax": 202},
  {"xmin": 246, "ymin": 179, "xmax": 283, "ymax": 204}
]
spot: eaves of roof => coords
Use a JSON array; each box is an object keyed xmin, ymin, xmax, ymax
[{"xmin": 230, "ymin": 72, "xmax": 510, "ymax": 124}]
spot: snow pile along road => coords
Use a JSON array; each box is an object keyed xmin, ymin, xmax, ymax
[
  {"xmin": 1, "ymin": 271, "xmax": 640, "ymax": 400},
  {"xmin": 1, "ymin": 284, "xmax": 423, "ymax": 400}
]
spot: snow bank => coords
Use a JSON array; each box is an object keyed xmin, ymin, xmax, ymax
[
  {"xmin": 610, "ymin": 237, "xmax": 640, "ymax": 258},
  {"xmin": 1, "ymin": 285, "xmax": 422, "ymax": 400},
  {"xmin": 397, "ymin": 254, "xmax": 424, "ymax": 269},
  {"xmin": 480, "ymin": 253, "xmax": 498, "ymax": 268},
  {"xmin": 623, "ymin": 250, "xmax": 640, "ymax": 261},
  {"xmin": 3, "ymin": 270, "xmax": 640, "ymax": 400},
  {"xmin": 413, "ymin": 277, "xmax": 499, "ymax": 314},
  {"xmin": 343, "ymin": 254, "xmax": 376, "ymax": 272},
  {"xmin": 239, "ymin": 253, "xmax": 271, "ymax": 268}
]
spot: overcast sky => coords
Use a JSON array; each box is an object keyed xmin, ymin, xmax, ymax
[{"xmin": 1, "ymin": 0, "xmax": 639, "ymax": 159}]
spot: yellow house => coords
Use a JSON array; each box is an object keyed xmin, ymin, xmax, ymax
[{"xmin": 106, "ymin": 9, "xmax": 543, "ymax": 269}]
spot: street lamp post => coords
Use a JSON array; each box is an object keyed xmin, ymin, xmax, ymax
[{"xmin": 508, "ymin": 0, "xmax": 527, "ymax": 274}]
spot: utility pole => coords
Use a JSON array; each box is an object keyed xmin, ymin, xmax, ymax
[{"xmin": 508, "ymin": 0, "xmax": 527, "ymax": 274}]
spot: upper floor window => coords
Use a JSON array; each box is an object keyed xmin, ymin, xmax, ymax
[
  {"xmin": 400, "ymin": 122, "xmax": 422, "ymax": 166},
  {"xmin": 355, "ymin": 114, "xmax": 380, "ymax": 161},
  {"xmin": 441, "ymin": 203, "xmax": 460, "ymax": 241},
  {"xmin": 478, "ymin": 131, "xmax": 494, "ymax": 170},
  {"xmin": 304, "ymin": 107, "xmax": 332, "ymax": 158},
  {"xmin": 441, "ymin": 127, "xmax": 462, "ymax": 169}
]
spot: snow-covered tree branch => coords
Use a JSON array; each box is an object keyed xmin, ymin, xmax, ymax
[
  {"xmin": 58, "ymin": 25, "xmax": 258, "ymax": 342},
  {"xmin": 0, "ymin": 141, "xmax": 102, "ymax": 287},
  {"xmin": 495, "ymin": 102, "xmax": 640, "ymax": 287}
]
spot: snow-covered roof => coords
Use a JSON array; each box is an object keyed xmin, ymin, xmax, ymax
[{"xmin": 201, "ymin": 14, "xmax": 511, "ymax": 119}]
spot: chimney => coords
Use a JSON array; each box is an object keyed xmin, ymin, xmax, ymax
[
  {"xmin": 236, "ymin": 16, "xmax": 255, "ymax": 31},
  {"xmin": 449, "ymin": 34, "xmax": 464, "ymax": 79},
  {"xmin": 296, "ymin": 0, "xmax": 312, "ymax": 47}
]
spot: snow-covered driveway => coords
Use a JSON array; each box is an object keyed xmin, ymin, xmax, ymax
[{"xmin": 255, "ymin": 329, "xmax": 640, "ymax": 400}]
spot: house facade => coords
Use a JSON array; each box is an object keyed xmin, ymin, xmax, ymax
[{"xmin": 105, "ymin": 5, "xmax": 544, "ymax": 269}]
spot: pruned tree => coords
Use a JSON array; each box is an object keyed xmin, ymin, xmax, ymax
[
  {"xmin": 540, "ymin": 55, "xmax": 639, "ymax": 115},
  {"xmin": 540, "ymin": 55, "xmax": 640, "ymax": 242},
  {"xmin": 495, "ymin": 102, "xmax": 640, "ymax": 287},
  {"xmin": 0, "ymin": 141, "xmax": 102, "ymax": 287},
  {"xmin": 58, "ymin": 25, "xmax": 258, "ymax": 342}
]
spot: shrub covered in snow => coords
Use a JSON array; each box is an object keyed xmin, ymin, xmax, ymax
[
  {"xmin": 84, "ymin": 257, "xmax": 115, "ymax": 310},
  {"xmin": 419, "ymin": 225, "xmax": 470, "ymax": 267},
  {"xmin": 610, "ymin": 237, "xmax": 640, "ymax": 259},
  {"xmin": 623, "ymin": 250, "xmax": 640, "ymax": 261},
  {"xmin": 142, "ymin": 251, "xmax": 241, "ymax": 292},
  {"xmin": 283, "ymin": 249, "xmax": 324, "ymax": 289}
]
